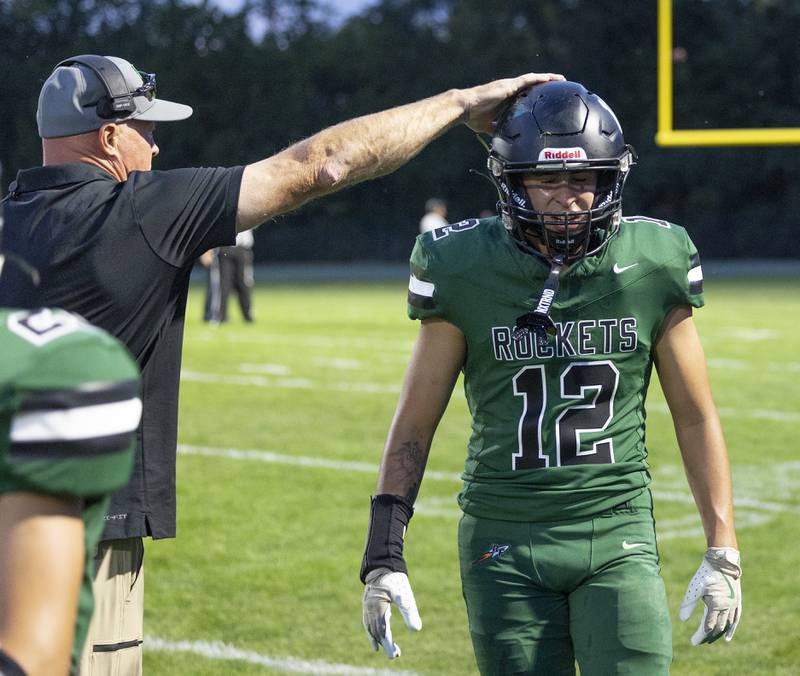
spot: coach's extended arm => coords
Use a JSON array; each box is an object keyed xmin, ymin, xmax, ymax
[{"xmin": 235, "ymin": 72, "xmax": 564, "ymax": 230}]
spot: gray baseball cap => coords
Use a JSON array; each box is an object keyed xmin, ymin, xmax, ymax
[{"xmin": 37, "ymin": 55, "xmax": 193, "ymax": 139}]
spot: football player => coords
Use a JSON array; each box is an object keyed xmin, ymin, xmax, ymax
[
  {"xmin": 0, "ymin": 235, "xmax": 141, "ymax": 676},
  {"xmin": 359, "ymin": 81, "xmax": 741, "ymax": 674}
]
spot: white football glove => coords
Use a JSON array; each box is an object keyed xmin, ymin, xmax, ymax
[
  {"xmin": 679, "ymin": 547, "xmax": 742, "ymax": 646},
  {"xmin": 362, "ymin": 567, "xmax": 422, "ymax": 659}
]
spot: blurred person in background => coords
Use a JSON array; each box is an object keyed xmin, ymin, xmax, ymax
[
  {"xmin": 201, "ymin": 229, "xmax": 255, "ymax": 324},
  {"xmin": 419, "ymin": 197, "xmax": 448, "ymax": 234},
  {"xmin": 360, "ymin": 81, "xmax": 741, "ymax": 675},
  {"xmin": 0, "ymin": 52, "xmax": 563, "ymax": 675},
  {"xmin": 216, "ymin": 228, "xmax": 256, "ymax": 323},
  {"xmin": 199, "ymin": 248, "xmax": 221, "ymax": 324}
]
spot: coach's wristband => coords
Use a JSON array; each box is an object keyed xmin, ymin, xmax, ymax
[{"xmin": 359, "ymin": 493, "xmax": 414, "ymax": 583}]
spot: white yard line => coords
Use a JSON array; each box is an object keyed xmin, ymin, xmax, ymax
[
  {"xmin": 178, "ymin": 444, "xmax": 460, "ymax": 482},
  {"xmin": 196, "ymin": 332, "xmax": 415, "ymax": 352},
  {"xmin": 182, "ymin": 370, "xmax": 800, "ymax": 421},
  {"xmin": 236, "ymin": 358, "xmax": 400, "ymax": 375},
  {"xmin": 239, "ymin": 363, "xmax": 293, "ymax": 375},
  {"xmin": 181, "ymin": 370, "xmax": 402, "ymax": 395},
  {"xmin": 706, "ymin": 358, "xmax": 800, "ymax": 372},
  {"xmin": 645, "ymin": 400, "xmax": 800, "ymax": 423},
  {"xmin": 741, "ymin": 408, "xmax": 800, "ymax": 423},
  {"xmin": 145, "ymin": 636, "xmax": 420, "ymax": 675},
  {"xmin": 724, "ymin": 329, "xmax": 781, "ymax": 342},
  {"xmin": 312, "ymin": 357, "xmax": 364, "ymax": 370},
  {"xmin": 180, "ymin": 440, "xmax": 797, "ymax": 544},
  {"xmin": 178, "ymin": 444, "xmax": 799, "ymax": 518},
  {"xmin": 653, "ymin": 511, "xmax": 775, "ymax": 541}
]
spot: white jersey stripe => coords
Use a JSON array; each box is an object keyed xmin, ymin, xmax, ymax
[
  {"xmin": 688, "ymin": 265, "xmax": 703, "ymax": 283},
  {"xmin": 10, "ymin": 398, "xmax": 142, "ymax": 442},
  {"xmin": 408, "ymin": 273, "xmax": 435, "ymax": 298}
]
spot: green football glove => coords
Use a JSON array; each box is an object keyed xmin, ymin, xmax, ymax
[
  {"xmin": 362, "ymin": 567, "xmax": 422, "ymax": 659},
  {"xmin": 679, "ymin": 547, "xmax": 742, "ymax": 645}
]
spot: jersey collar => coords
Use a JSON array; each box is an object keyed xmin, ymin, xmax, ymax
[{"xmin": 10, "ymin": 163, "xmax": 115, "ymax": 195}]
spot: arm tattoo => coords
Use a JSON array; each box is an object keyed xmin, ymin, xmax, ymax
[{"xmin": 395, "ymin": 440, "xmax": 427, "ymax": 503}]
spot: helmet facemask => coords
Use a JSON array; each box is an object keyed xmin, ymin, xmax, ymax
[
  {"xmin": 488, "ymin": 80, "xmax": 635, "ymax": 265},
  {"xmin": 490, "ymin": 155, "xmax": 632, "ymax": 264}
]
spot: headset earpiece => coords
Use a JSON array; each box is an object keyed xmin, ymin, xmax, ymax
[{"xmin": 55, "ymin": 55, "xmax": 137, "ymax": 120}]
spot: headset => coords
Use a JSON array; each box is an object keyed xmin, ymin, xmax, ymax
[{"xmin": 55, "ymin": 54, "xmax": 154, "ymax": 119}]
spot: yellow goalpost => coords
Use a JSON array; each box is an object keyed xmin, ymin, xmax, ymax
[{"xmin": 656, "ymin": 0, "xmax": 800, "ymax": 146}]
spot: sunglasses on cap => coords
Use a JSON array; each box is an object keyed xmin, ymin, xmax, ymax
[
  {"xmin": 134, "ymin": 70, "xmax": 157, "ymax": 101},
  {"xmin": 88, "ymin": 68, "xmax": 156, "ymax": 118}
]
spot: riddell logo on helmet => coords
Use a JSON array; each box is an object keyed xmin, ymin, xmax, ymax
[{"xmin": 539, "ymin": 147, "xmax": 587, "ymax": 161}]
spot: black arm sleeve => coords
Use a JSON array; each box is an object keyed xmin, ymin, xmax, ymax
[
  {"xmin": 131, "ymin": 166, "xmax": 245, "ymax": 268},
  {"xmin": 360, "ymin": 494, "xmax": 414, "ymax": 583}
]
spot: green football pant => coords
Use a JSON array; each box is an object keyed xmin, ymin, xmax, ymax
[{"xmin": 458, "ymin": 491, "xmax": 671, "ymax": 675}]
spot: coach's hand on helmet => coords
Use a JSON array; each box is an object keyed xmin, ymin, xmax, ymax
[
  {"xmin": 680, "ymin": 547, "xmax": 742, "ymax": 645},
  {"xmin": 459, "ymin": 72, "xmax": 565, "ymax": 134},
  {"xmin": 362, "ymin": 567, "xmax": 422, "ymax": 659}
]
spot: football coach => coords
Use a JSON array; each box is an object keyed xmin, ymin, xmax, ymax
[{"xmin": 0, "ymin": 54, "xmax": 563, "ymax": 675}]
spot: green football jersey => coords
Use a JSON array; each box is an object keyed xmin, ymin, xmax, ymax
[
  {"xmin": 408, "ymin": 216, "xmax": 703, "ymax": 522},
  {"xmin": 0, "ymin": 308, "xmax": 141, "ymax": 673}
]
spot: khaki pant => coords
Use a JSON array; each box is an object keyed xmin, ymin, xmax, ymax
[{"xmin": 79, "ymin": 537, "xmax": 144, "ymax": 676}]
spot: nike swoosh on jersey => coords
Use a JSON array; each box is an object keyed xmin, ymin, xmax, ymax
[
  {"xmin": 622, "ymin": 541, "xmax": 647, "ymax": 549},
  {"xmin": 613, "ymin": 262, "xmax": 639, "ymax": 274}
]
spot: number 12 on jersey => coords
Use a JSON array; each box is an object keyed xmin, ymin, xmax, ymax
[{"xmin": 512, "ymin": 361, "xmax": 620, "ymax": 469}]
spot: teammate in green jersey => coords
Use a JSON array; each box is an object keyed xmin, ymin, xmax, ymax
[
  {"xmin": 359, "ymin": 81, "xmax": 741, "ymax": 675},
  {"xmin": 0, "ymin": 305, "xmax": 141, "ymax": 676}
]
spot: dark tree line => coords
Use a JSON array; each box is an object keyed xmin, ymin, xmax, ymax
[{"xmin": 2, "ymin": 0, "xmax": 800, "ymax": 261}]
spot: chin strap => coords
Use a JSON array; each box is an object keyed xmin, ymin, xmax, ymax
[{"xmin": 513, "ymin": 254, "xmax": 563, "ymax": 347}]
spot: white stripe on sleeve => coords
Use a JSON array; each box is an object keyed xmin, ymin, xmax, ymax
[
  {"xmin": 408, "ymin": 274, "xmax": 435, "ymax": 298},
  {"xmin": 10, "ymin": 398, "xmax": 143, "ymax": 442},
  {"xmin": 688, "ymin": 265, "xmax": 703, "ymax": 283}
]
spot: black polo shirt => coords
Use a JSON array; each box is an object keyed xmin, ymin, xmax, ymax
[{"xmin": 0, "ymin": 163, "xmax": 244, "ymax": 540}]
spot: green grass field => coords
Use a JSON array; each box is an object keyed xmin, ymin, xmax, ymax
[{"xmin": 143, "ymin": 278, "xmax": 800, "ymax": 675}]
